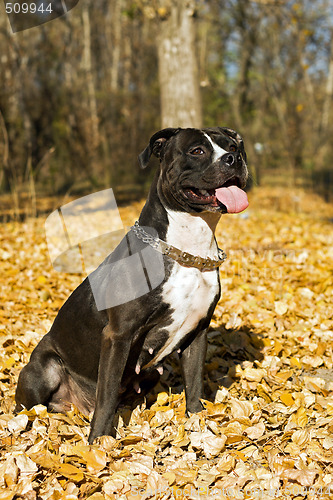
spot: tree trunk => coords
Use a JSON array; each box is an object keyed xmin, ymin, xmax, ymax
[
  {"xmin": 157, "ymin": 0, "xmax": 202, "ymax": 128},
  {"xmin": 321, "ymin": 28, "xmax": 333, "ymax": 132},
  {"xmin": 82, "ymin": 3, "xmax": 99, "ymax": 152},
  {"xmin": 110, "ymin": 0, "xmax": 123, "ymax": 92}
]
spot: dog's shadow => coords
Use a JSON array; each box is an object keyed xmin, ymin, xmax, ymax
[
  {"xmin": 204, "ymin": 326, "xmax": 266, "ymax": 400},
  {"xmin": 116, "ymin": 325, "xmax": 265, "ymax": 428}
]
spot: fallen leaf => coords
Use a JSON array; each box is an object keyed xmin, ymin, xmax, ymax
[{"xmin": 7, "ymin": 414, "xmax": 29, "ymax": 434}]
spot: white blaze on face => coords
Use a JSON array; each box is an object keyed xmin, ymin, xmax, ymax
[
  {"xmin": 203, "ymin": 133, "xmax": 249, "ymax": 214},
  {"xmin": 203, "ymin": 133, "xmax": 228, "ymax": 162}
]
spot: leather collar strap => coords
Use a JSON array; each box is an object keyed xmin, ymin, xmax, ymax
[{"xmin": 132, "ymin": 221, "xmax": 227, "ymax": 272}]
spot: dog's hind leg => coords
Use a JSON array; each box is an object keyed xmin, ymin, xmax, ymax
[{"xmin": 15, "ymin": 335, "xmax": 62, "ymax": 412}]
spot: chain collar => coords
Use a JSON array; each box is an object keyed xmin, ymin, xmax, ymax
[{"xmin": 131, "ymin": 221, "xmax": 227, "ymax": 272}]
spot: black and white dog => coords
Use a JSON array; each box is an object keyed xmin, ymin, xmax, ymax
[{"xmin": 15, "ymin": 127, "xmax": 249, "ymax": 443}]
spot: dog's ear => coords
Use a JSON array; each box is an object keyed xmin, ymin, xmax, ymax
[
  {"xmin": 221, "ymin": 127, "xmax": 244, "ymax": 146},
  {"xmin": 221, "ymin": 127, "xmax": 247, "ymax": 162},
  {"xmin": 138, "ymin": 128, "xmax": 181, "ymax": 169}
]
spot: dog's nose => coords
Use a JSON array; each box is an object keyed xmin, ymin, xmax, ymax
[{"xmin": 221, "ymin": 153, "xmax": 235, "ymax": 166}]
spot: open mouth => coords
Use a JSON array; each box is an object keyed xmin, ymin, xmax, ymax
[{"xmin": 183, "ymin": 177, "xmax": 249, "ymax": 214}]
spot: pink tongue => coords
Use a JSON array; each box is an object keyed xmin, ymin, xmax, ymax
[{"xmin": 215, "ymin": 185, "xmax": 249, "ymax": 214}]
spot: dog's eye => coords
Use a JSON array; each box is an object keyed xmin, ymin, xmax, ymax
[
  {"xmin": 229, "ymin": 145, "xmax": 237, "ymax": 152},
  {"xmin": 190, "ymin": 147, "xmax": 204, "ymax": 155}
]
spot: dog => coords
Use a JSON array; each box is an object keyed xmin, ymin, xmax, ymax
[{"xmin": 15, "ymin": 127, "xmax": 248, "ymax": 443}]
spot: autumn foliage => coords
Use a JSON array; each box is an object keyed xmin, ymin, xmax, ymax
[{"xmin": 0, "ymin": 187, "xmax": 333, "ymax": 499}]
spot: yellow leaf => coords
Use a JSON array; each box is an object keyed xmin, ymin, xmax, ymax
[
  {"xmin": 216, "ymin": 454, "xmax": 235, "ymax": 472},
  {"xmin": 262, "ymin": 338, "xmax": 274, "ymax": 348},
  {"xmin": 189, "ymin": 430, "xmax": 226, "ymax": 458},
  {"xmin": 56, "ymin": 463, "xmax": 85, "ymax": 482},
  {"xmin": 275, "ymin": 370, "xmax": 293, "ymax": 383},
  {"xmin": 281, "ymin": 468, "xmax": 317, "ymax": 487},
  {"xmin": 230, "ymin": 398, "xmax": 253, "ymax": 418},
  {"xmin": 120, "ymin": 435, "xmax": 143, "ymax": 446},
  {"xmin": 245, "ymin": 422, "xmax": 265, "ymax": 440},
  {"xmin": 21, "ymin": 404, "xmax": 48, "ymax": 418},
  {"xmin": 274, "ymin": 301, "xmax": 288, "ymax": 315},
  {"xmin": 3, "ymin": 457, "xmax": 18, "ymax": 487},
  {"xmin": 0, "ymin": 492, "xmax": 15, "ymax": 500},
  {"xmin": 30, "ymin": 449, "xmax": 84, "ymax": 481},
  {"xmin": 243, "ymin": 367, "xmax": 265, "ymax": 382},
  {"xmin": 233, "ymin": 450, "xmax": 247, "ymax": 461},
  {"xmin": 7, "ymin": 414, "xmax": 29, "ymax": 434},
  {"xmin": 201, "ymin": 400, "xmax": 226, "ymax": 416},
  {"xmin": 295, "ymin": 407, "xmax": 308, "ymax": 427},
  {"xmin": 162, "ymin": 471, "xmax": 176, "ymax": 485},
  {"xmin": 292, "ymin": 429, "xmax": 309, "ymax": 447},
  {"xmin": 4, "ymin": 357, "xmax": 15, "ymax": 369},
  {"xmin": 15, "ymin": 453, "xmax": 38, "ymax": 475},
  {"xmin": 153, "ymin": 405, "xmax": 172, "ymax": 412},
  {"xmin": 224, "ymin": 421, "xmax": 243, "ymax": 435},
  {"xmin": 28, "ymin": 451, "xmax": 56, "ymax": 470},
  {"xmin": 156, "ymin": 392, "xmax": 169, "ymax": 406},
  {"xmin": 273, "ymin": 340, "xmax": 283, "ymax": 355},
  {"xmin": 74, "ymin": 445, "xmax": 107, "ymax": 473},
  {"xmin": 303, "ymin": 375, "xmax": 325, "ymax": 393},
  {"xmin": 280, "ymin": 393, "xmax": 295, "ymax": 407},
  {"xmin": 40, "ymin": 290, "xmax": 51, "ymax": 301},
  {"xmin": 172, "ymin": 424, "xmax": 185, "ymax": 445},
  {"xmin": 226, "ymin": 435, "xmax": 245, "ymax": 444},
  {"xmin": 290, "ymin": 357, "xmax": 302, "ymax": 368},
  {"xmin": 257, "ymin": 384, "xmax": 272, "ymax": 403},
  {"xmin": 203, "ymin": 433, "xmax": 226, "ymax": 458}
]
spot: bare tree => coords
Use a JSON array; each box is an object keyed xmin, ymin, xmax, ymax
[
  {"xmin": 156, "ymin": 0, "xmax": 202, "ymax": 128},
  {"xmin": 321, "ymin": 28, "xmax": 333, "ymax": 132},
  {"xmin": 0, "ymin": 0, "xmax": 332, "ymax": 202},
  {"xmin": 82, "ymin": 2, "xmax": 99, "ymax": 155}
]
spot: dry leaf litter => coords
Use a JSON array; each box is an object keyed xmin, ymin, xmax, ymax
[{"xmin": 0, "ymin": 187, "xmax": 333, "ymax": 499}]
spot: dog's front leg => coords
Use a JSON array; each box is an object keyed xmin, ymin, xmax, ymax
[
  {"xmin": 179, "ymin": 329, "xmax": 207, "ymax": 413},
  {"xmin": 88, "ymin": 324, "xmax": 131, "ymax": 443}
]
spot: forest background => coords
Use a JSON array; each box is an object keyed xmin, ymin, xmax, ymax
[{"xmin": 0, "ymin": 0, "xmax": 333, "ymax": 218}]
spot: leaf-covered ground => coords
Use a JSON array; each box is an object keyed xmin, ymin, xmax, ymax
[{"xmin": 0, "ymin": 187, "xmax": 333, "ymax": 499}]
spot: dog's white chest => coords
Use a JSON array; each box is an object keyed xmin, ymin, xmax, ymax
[
  {"xmin": 153, "ymin": 210, "xmax": 220, "ymax": 362},
  {"xmin": 155, "ymin": 266, "xmax": 218, "ymax": 360}
]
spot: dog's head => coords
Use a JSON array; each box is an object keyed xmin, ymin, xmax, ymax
[{"xmin": 139, "ymin": 127, "xmax": 249, "ymax": 214}]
